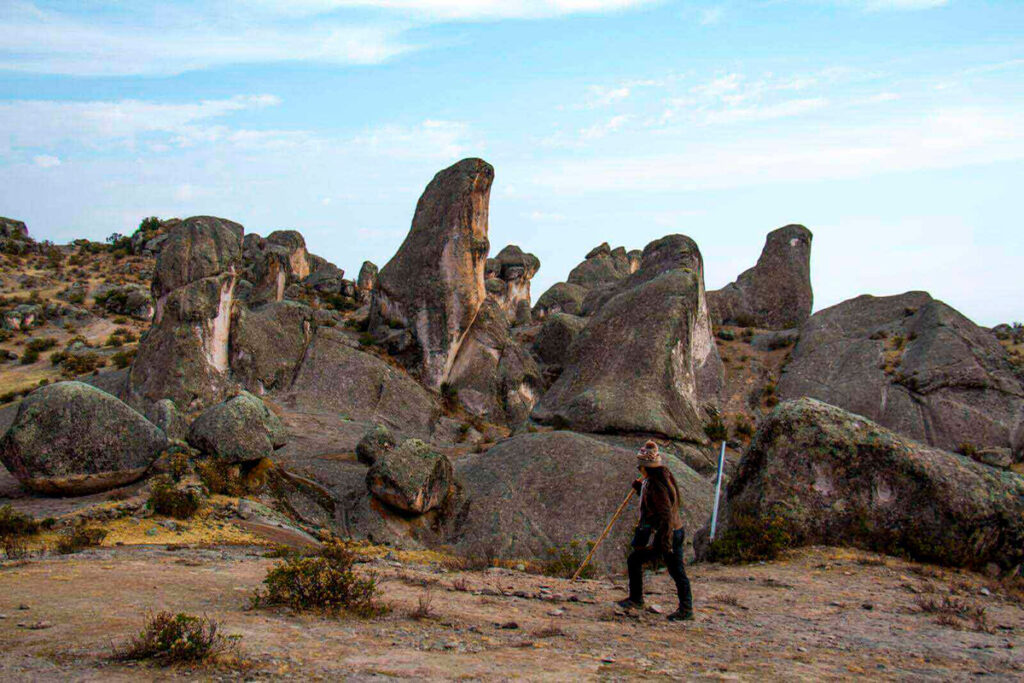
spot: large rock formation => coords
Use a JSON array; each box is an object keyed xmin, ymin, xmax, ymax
[
  {"xmin": 485, "ymin": 245, "xmax": 540, "ymax": 325},
  {"xmin": 229, "ymin": 300, "xmax": 315, "ymax": 395},
  {"xmin": 445, "ymin": 298, "xmax": 542, "ymax": 424},
  {"xmin": 187, "ymin": 391, "xmax": 287, "ymax": 463},
  {"xmin": 532, "ymin": 243, "xmax": 638, "ymax": 321},
  {"xmin": 532, "ymin": 312, "xmax": 586, "ymax": 367},
  {"xmin": 532, "ymin": 235, "xmax": 723, "ymax": 442},
  {"xmin": 708, "ymin": 224, "xmax": 813, "ymax": 330},
  {"xmin": 0, "ymin": 382, "xmax": 168, "ymax": 495},
  {"xmin": 778, "ymin": 292, "xmax": 1024, "ymax": 461},
  {"xmin": 701, "ymin": 398, "xmax": 1024, "ymax": 569},
  {"xmin": 366, "ymin": 438, "xmax": 454, "ymax": 514},
  {"xmin": 370, "ymin": 158, "xmax": 493, "ymax": 389},
  {"xmin": 129, "ymin": 216, "xmax": 243, "ymax": 411},
  {"xmin": 242, "ymin": 230, "xmax": 320, "ymax": 304},
  {"xmin": 0, "ymin": 216, "xmax": 29, "ymax": 240},
  {"xmin": 454, "ymin": 431, "xmax": 712, "ymax": 568}
]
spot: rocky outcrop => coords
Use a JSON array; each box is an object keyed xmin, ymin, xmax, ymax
[
  {"xmin": 229, "ymin": 300, "xmax": 315, "ymax": 395},
  {"xmin": 303, "ymin": 263, "xmax": 345, "ymax": 296},
  {"xmin": 454, "ymin": 431, "xmax": 712, "ymax": 568},
  {"xmin": 366, "ymin": 438, "xmax": 454, "ymax": 514},
  {"xmin": 186, "ymin": 391, "xmax": 287, "ymax": 463},
  {"xmin": 2, "ymin": 304, "xmax": 41, "ymax": 331},
  {"xmin": 533, "ymin": 312, "xmax": 586, "ymax": 367},
  {"xmin": 0, "ymin": 382, "xmax": 168, "ymax": 495},
  {"xmin": 532, "ymin": 235, "xmax": 723, "ymax": 442},
  {"xmin": 708, "ymin": 224, "xmax": 813, "ymax": 330},
  {"xmin": 778, "ymin": 292, "xmax": 1024, "ymax": 461},
  {"xmin": 356, "ymin": 424, "xmax": 396, "ymax": 466},
  {"xmin": 371, "ymin": 158, "xmax": 493, "ymax": 389},
  {"xmin": 485, "ymin": 245, "xmax": 540, "ymax": 325},
  {"xmin": 533, "ymin": 282, "xmax": 587, "ymax": 320},
  {"xmin": 0, "ymin": 217, "xmax": 29, "ymax": 240},
  {"xmin": 446, "ymin": 299, "xmax": 542, "ymax": 424},
  {"xmin": 242, "ymin": 230, "xmax": 319, "ymax": 304},
  {"xmin": 144, "ymin": 398, "xmax": 188, "ymax": 441},
  {"xmin": 130, "ymin": 216, "xmax": 243, "ymax": 411},
  {"xmin": 700, "ymin": 398, "xmax": 1024, "ymax": 569},
  {"xmin": 533, "ymin": 243, "xmax": 636, "ymax": 321},
  {"xmin": 356, "ymin": 261, "xmax": 378, "ymax": 301},
  {"xmin": 97, "ymin": 283, "xmax": 154, "ymax": 320}
]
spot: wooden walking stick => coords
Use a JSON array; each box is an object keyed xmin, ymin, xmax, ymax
[{"xmin": 571, "ymin": 488, "xmax": 636, "ymax": 581}]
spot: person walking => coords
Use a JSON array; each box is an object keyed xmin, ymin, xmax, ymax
[{"xmin": 617, "ymin": 440, "xmax": 694, "ymax": 621}]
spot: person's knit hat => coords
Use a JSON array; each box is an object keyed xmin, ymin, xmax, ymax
[{"xmin": 636, "ymin": 440, "xmax": 662, "ymax": 467}]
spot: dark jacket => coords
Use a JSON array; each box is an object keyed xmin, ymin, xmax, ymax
[{"xmin": 632, "ymin": 466, "xmax": 684, "ymax": 554}]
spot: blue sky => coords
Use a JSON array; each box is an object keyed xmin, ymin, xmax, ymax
[{"xmin": 0, "ymin": 0, "xmax": 1021, "ymax": 325}]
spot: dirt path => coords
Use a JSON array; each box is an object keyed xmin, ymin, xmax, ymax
[{"xmin": 1, "ymin": 544, "xmax": 1021, "ymax": 681}]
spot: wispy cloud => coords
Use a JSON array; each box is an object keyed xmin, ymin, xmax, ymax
[
  {"xmin": 587, "ymin": 85, "xmax": 631, "ymax": 107},
  {"xmin": 246, "ymin": 0, "xmax": 660, "ymax": 20},
  {"xmin": 861, "ymin": 0, "xmax": 949, "ymax": 11},
  {"xmin": 32, "ymin": 155, "xmax": 60, "ymax": 168},
  {"xmin": 580, "ymin": 114, "xmax": 632, "ymax": 139}
]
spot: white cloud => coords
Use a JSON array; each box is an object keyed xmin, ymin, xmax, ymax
[
  {"xmin": 699, "ymin": 6, "xmax": 725, "ymax": 25},
  {"xmin": 0, "ymin": 95, "xmax": 284, "ymax": 150},
  {"xmin": 32, "ymin": 154, "xmax": 61, "ymax": 168},
  {"xmin": 527, "ymin": 210, "xmax": 566, "ymax": 221},
  {"xmin": 580, "ymin": 114, "xmax": 631, "ymax": 139},
  {"xmin": 588, "ymin": 85, "xmax": 631, "ymax": 107},
  {"xmin": 351, "ymin": 119, "xmax": 478, "ymax": 160},
  {"xmin": 862, "ymin": 0, "xmax": 948, "ymax": 10},
  {"xmin": 246, "ymin": 0, "xmax": 659, "ymax": 20},
  {"xmin": 703, "ymin": 97, "xmax": 828, "ymax": 124}
]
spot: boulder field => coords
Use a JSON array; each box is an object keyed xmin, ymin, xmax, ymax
[{"xmin": 1, "ymin": 157, "xmax": 1022, "ymax": 573}]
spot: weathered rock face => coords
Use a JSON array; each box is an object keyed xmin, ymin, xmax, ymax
[
  {"xmin": 366, "ymin": 438, "xmax": 453, "ymax": 514},
  {"xmin": 356, "ymin": 261, "xmax": 378, "ymax": 301},
  {"xmin": 454, "ymin": 431, "xmax": 712, "ymax": 568},
  {"xmin": 532, "ymin": 235, "xmax": 723, "ymax": 442},
  {"xmin": 778, "ymin": 292, "xmax": 1024, "ymax": 461},
  {"xmin": 0, "ymin": 382, "xmax": 168, "ymax": 495},
  {"xmin": 0, "ymin": 217, "xmax": 29, "ymax": 240},
  {"xmin": 229, "ymin": 300, "xmax": 315, "ymax": 395},
  {"xmin": 446, "ymin": 299, "xmax": 542, "ymax": 424},
  {"xmin": 708, "ymin": 224, "xmax": 813, "ymax": 330},
  {"xmin": 186, "ymin": 391, "xmax": 287, "ymax": 463},
  {"xmin": 356, "ymin": 424, "xmax": 396, "ymax": 466},
  {"xmin": 130, "ymin": 216, "xmax": 243, "ymax": 411},
  {"xmin": 144, "ymin": 398, "xmax": 188, "ymax": 441},
  {"xmin": 533, "ymin": 282, "xmax": 587, "ymax": 320},
  {"xmin": 242, "ymin": 230, "xmax": 319, "ymax": 304},
  {"xmin": 371, "ymin": 158, "xmax": 493, "ymax": 389},
  {"xmin": 98, "ymin": 283, "xmax": 154, "ymax": 320},
  {"xmin": 701, "ymin": 398, "xmax": 1024, "ymax": 569},
  {"xmin": 533, "ymin": 312, "xmax": 586, "ymax": 367},
  {"xmin": 567, "ymin": 242, "xmax": 632, "ymax": 289},
  {"xmin": 485, "ymin": 245, "xmax": 540, "ymax": 325},
  {"xmin": 303, "ymin": 263, "xmax": 345, "ymax": 296}
]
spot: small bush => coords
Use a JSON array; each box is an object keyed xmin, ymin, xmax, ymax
[
  {"xmin": 357, "ymin": 332, "xmax": 376, "ymax": 347},
  {"xmin": 704, "ymin": 414, "xmax": 728, "ymax": 442},
  {"xmin": 542, "ymin": 539, "xmax": 594, "ymax": 579},
  {"xmin": 767, "ymin": 336, "xmax": 794, "ymax": 351},
  {"xmin": 0, "ymin": 504, "xmax": 40, "ymax": 537},
  {"xmin": 2, "ymin": 534, "xmax": 30, "ymax": 560},
  {"xmin": 733, "ymin": 417, "xmax": 754, "ymax": 438},
  {"xmin": 113, "ymin": 611, "xmax": 234, "ymax": 664},
  {"xmin": 26, "ymin": 338, "xmax": 57, "ymax": 353},
  {"xmin": 252, "ymin": 539, "xmax": 387, "ymax": 616},
  {"xmin": 706, "ymin": 511, "xmax": 795, "ymax": 564},
  {"xmin": 440, "ymin": 382, "xmax": 459, "ymax": 409},
  {"xmin": 409, "ymin": 588, "xmax": 434, "ymax": 620},
  {"xmin": 19, "ymin": 348, "xmax": 40, "ymax": 365},
  {"xmin": 55, "ymin": 526, "xmax": 108, "ymax": 554},
  {"xmin": 716, "ymin": 329, "xmax": 735, "ymax": 341},
  {"xmin": 148, "ymin": 476, "xmax": 204, "ymax": 519},
  {"xmin": 111, "ymin": 349, "xmax": 137, "ymax": 369},
  {"xmin": 957, "ymin": 443, "xmax": 977, "ymax": 459},
  {"xmin": 196, "ymin": 460, "xmax": 245, "ymax": 496},
  {"xmin": 59, "ymin": 352, "xmax": 106, "ymax": 377}
]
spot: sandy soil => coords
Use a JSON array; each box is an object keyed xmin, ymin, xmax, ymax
[{"xmin": 1, "ymin": 543, "xmax": 1020, "ymax": 681}]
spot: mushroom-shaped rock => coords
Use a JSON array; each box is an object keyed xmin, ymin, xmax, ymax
[
  {"xmin": 697, "ymin": 398, "xmax": 1024, "ymax": 569},
  {"xmin": 371, "ymin": 158, "xmax": 494, "ymax": 389},
  {"xmin": 356, "ymin": 423, "xmax": 397, "ymax": 466},
  {"xmin": 366, "ymin": 438, "xmax": 453, "ymax": 514},
  {"xmin": 0, "ymin": 381, "xmax": 168, "ymax": 495},
  {"xmin": 484, "ymin": 245, "xmax": 541, "ymax": 324},
  {"xmin": 187, "ymin": 391, "xmax": 287, "ymax": 463},
  {"xmin": 708, "ymin": 224, "xmax": 813, "ymax": 330}
]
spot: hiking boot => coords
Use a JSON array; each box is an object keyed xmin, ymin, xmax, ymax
[
  {"xmin": 667, "ymin": 609, "xmax": 694, "ymax": 622},
  {"xmin": 616, "ymin": 598, "xmax": 644, "ymax": 610}
]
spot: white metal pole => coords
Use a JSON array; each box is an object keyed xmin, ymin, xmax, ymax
[{"xmin": 709, "ymin": 441, "xmax": 727, "ymax": 541}]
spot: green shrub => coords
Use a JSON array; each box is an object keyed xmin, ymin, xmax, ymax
[
  {"xmin": 704, "ymin": 414, "xmax": 728, "ymax": 442},
  {"xmin": 111, "ymin": 349, "xmax": 136, "ymax": 369},
  {"xmin": 148, "ymin": 476, "xmax": 204, "ymax": 519},
  {"xmin": 357, "ymin": 332, "xmax": 376, "ymax": 347},
  {"xmin": 716, "ymin": 329, "xmax": 735, "ymax": 341},
  {"xmin": 113, "ymin": 612, "xmax": 234, "ymax": 664},
  {"xmin": 55, "ymin": 526, "xmax": 107, "ymax": 554},
  {"xmin": 0, "ymin": 504, "xmax": 39, "ymax": 537},
  {"xmin": 26, "ymin": 337, "xmax": 57, "ymax": 353},
  {"xmin": 733, "ymin": 417, "xmax": 754, "ymax": 438},
  {"xmin": 542, "ymin": 539, "xmax": 595, "ymax": 579},
  {"xmin": 252, "ymin": 539, "xmax": 387, "ymax": 616},
  {"xmin": 19, "ymin": 348, "xmax": 40, "ymax": 365},
  {"xmin": 706, "ymin": 511, "xmax": 796, "ymax": 564},
  {"xmin": 59, "ymin": 352, "xmax": 106, "ymax": 377},
  {"xmin": 957, "ymin": 443, "xmax": 978, "ymax": 459},
  {"xmin": 196, "ymin": 460, "xmax": 244, "ymax": 496},
  {"xmin": 440, "ymin": 382, "xmax": 459, "ymax": 409}
]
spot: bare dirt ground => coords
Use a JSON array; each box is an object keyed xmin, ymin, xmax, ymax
[{"xmin": 2, "ymin": 543, "xmax": 1021, "ymax": 681}]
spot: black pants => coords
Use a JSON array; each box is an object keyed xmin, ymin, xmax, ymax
[{"xmin": 627, "ymin": 528, "xmax": 693, "ymax": 613}]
